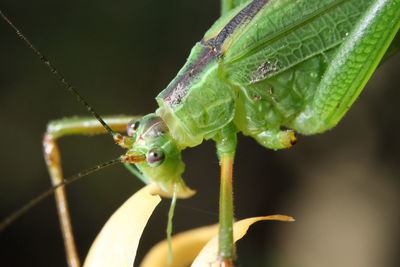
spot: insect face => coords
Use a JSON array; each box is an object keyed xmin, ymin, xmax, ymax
[{"xmin": 127, "ymin": 114, "xmax": 192, "ymax": 196}]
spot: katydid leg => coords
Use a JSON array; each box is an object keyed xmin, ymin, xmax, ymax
[
  {"xmin": 43, "ymin": 133, "xmax": 80, "ymax": 267},
  {"xmin": 218, "ymin": 153, "xmax": 235, "ymax": 266},
  {"xmin": 214, "ymin": 124, "xmax": 237, "ymax": 266},
  {"xmin": 42, "ymin": 115, "xmax": 136, "ymax": 267}
]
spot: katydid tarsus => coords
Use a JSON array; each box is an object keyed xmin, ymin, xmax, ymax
[{"xmin": 0, "ymin": 0, "xmax": 399, "ymax": 266}]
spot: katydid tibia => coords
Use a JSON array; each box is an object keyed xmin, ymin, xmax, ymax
[{"xmin": 0, "ymin": 0, "xmax": 399, "ymax": 266}]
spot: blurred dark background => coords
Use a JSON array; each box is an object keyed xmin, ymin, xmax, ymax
[{"xmin": 0, "ymin": 1, "xmax": 399, "ymax": 266}]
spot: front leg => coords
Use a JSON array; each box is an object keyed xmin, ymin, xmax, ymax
[
  {"xmin": 214, "ymin": 124, "xmax": 237, "ymax": 266},
  {"xmin": 42, "ymin": 115, "xmax": 137, "ymax": 267}
]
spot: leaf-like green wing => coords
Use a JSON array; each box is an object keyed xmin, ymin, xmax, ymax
[{"xmin": 221, "ymin": 0, "xmax": 374, "ymax": 86}]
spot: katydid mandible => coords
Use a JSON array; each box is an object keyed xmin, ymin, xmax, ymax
[{"xmin": 1, "ymin": 0, "xmax": 399, "ymax": 266}]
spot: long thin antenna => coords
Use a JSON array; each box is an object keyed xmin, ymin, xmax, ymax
[
  {"xmin": 0, "ymin": 9, "xmax": 115, "ymax": 136},
  {"xmin": 0, "ymin": 157, "xmax": 121, "ymax": 232}
]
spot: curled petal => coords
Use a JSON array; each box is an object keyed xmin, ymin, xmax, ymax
[
  {"xmin": 192, "ymin": 215, "xmax": 295, "ymax": 267},
  {"xmin": 83, "ymin": 184, "xmax": 162, "ymax": 267},
  {"xmin": 140, "ymin": 215, "xmax": 294, "ymax": 267},
  {"xmin": 140, "ymin": 224, "xmax": 219, "ymax": 267}
]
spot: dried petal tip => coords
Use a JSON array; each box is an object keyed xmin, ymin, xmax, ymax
[
  {"xmin": 265, "ymin": 214, "xmax": 295, "ymax": 222},
  {"xmin": 192, "ymin": 215, "xmax": 295, "ymax": 267}
]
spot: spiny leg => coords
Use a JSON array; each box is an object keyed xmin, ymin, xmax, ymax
[
  {"xmin": 42, "ymin": 115, "xmax": 137, "ymax": 267},
  {"xmin": 214, "ymin": 124, "xmax": 237, "ymax": 266},
  {"xmin": 216, "ymin": 126, "xmax": 293, "ymax": 267},
  {"xmin": 218, "ymin": 153, "xmax": 235, "ymax": 267}
]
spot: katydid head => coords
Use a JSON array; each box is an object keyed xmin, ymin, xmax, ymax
[{"xmin": 125, "ymin": 114, "xmax": 194, "ymax": 198}]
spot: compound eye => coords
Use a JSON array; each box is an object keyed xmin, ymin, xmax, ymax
[
  {"xmin": 146, "ymin": 147, "xmax": 165, "ymax": 166},
  {"xmin": 127, "ymin": 119, "xmax": 140, "ymax": 136}
]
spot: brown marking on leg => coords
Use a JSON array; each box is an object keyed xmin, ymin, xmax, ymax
[
  {"xmin": 43, "ymin": 133, "xmax": 80, "ymax": 267},
  {"xmin": 219, "ymin": 257, "xmax": 234, "ymax": 267}
]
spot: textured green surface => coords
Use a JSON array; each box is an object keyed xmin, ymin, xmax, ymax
[
  {"xmin": 222, "ymin": 0, "xmax": 367, "ymax": 67},
  {"xmin": 132, "ymin": 0, "xmax": 399, "ymax": 262},
  {"xmin": 221, "ymin": 0, "xmax": 373, "ymax": 134},
  {"xmin": 291, "ymin": 0, "xmax": 400, "ymax": 132},
  {"xmin": 157, "ymin": 0, "xmax": 398, "ymax": 148},
  {"xmin": 166, "ymin": 62, "xmax": 234, "ymax": 137},
  {"xmin": 156, "ymin": 44, "xmax": 235, "ymax": 147}
]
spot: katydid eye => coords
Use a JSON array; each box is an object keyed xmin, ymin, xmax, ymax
[
  {"xmin": 127, "ymin": 120, "xmax": 140, "ymax": 136},
  {"xmin": 146, "ymin": 148, "xmax": 165, "ymax": 166}
]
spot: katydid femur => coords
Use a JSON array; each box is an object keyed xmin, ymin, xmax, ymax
[{"xmin": 1, "ymin": 0, "xmax": 399, "ymax": 266}]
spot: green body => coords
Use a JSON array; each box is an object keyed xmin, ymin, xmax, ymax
[
  {"xmin": 155, "ymin": 0, "xmax": 399, "ymax": 150},
  {"xmin": 1, "ymin": 0, "xmax": 398, "ymax": 265},
  {"xmin": 128, "ymin": 0, "xmax": 399, "ymax": 262},
  {"xmin": 142, "ymin": 0, "xmax": 398, "ymax": 260}
]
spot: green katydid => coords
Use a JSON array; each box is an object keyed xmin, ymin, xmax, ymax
[{"xmin": 0, "ymin": 0, "xmax": 399, "ymax": 266}]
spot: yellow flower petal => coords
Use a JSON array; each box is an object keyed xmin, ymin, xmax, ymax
[
  {"xmin": 140, "ymin": 214, "xmax": 294, "ymax": 267},
  {"xmin": 192, "ymin": 215, "xmax": 295, "ymax": 267},
  {"xmin": 83, "ymin": 184, "xmax": 162, "ymax": 267},
  {"xmin": 140, "ymin": 224, "xmax": 219, "ymax": 267}
]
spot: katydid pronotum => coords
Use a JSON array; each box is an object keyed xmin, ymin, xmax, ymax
[{"xmin": 0, "ymin": 0, "xmax": 399, "ymax": 266}]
